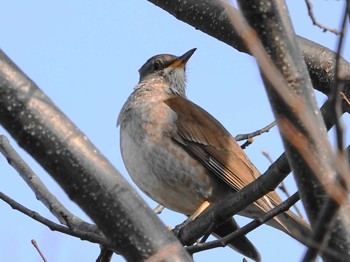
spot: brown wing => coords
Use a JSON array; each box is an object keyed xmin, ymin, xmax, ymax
[{"xmin": 164, "ymin": 96, "xmax": 284, "ymax": 210}]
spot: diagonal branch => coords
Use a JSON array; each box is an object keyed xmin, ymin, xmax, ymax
[
  {"xmin": 147, "ymin": 0, "xmax": 350, "ymax": 112},
  {"xmin": 238, "ymin": 1, "xmax": 350, "ymax": 261},
  {"xmin": 0, "ymin": 135, "xmax": 97, "ymax": 233},
  {"xmin": 0, "ymin": 191, "xmax": 108, "ymax": 245}
]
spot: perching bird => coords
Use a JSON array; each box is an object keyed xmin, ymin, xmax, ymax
[{"xmin": 118, "ymin": 48, "xmax": 310, "ymax": 261}]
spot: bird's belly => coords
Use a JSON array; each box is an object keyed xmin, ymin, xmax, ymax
[{"xmin": 120, "ymin": 127, "xmax": 216, "ymax": 215}]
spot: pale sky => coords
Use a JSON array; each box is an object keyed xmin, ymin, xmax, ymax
[{"xmin": 0, "ymin": 1, "xmax": 349, "ymax": 261}]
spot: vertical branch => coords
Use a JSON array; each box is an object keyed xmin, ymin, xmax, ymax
[
  {"xmin": 303, "ymin": 2, "xmax": 350, "ymax": 260},
  {"xmin": 237, "ymin": 0, "xmax": 350, "ymax": 260}
]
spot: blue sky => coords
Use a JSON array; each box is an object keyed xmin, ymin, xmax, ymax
[{"xmin": 0, "ymin": 1, "xmax": 349, "ymax": 261}]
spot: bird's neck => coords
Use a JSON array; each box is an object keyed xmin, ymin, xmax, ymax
[{"xmin": 136, "ymin": 75, "xmax": 187, "ymax": 98}]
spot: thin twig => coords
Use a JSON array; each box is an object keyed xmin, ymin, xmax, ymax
[
  {"xmin": 235, "ymin": 121, "xmax": 276, "ymax": 141},
  {"xmin": 31, "ymin": 239, "xmax": 47, "ymax": 262},
  {"xmin": 0, "ymin": 191, "xmax": 109, "ymax": 246},
  {"xmin": 305, "ymin": 0, "xmax": 341, "ymax": 35},
  {"xmin": 329, "ymin": 1, "xmax": 349, "ymax": 153}
]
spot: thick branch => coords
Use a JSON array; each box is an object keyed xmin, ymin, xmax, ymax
[
  {"xmin": 238, "ymin": 0, "xmax": 350, "ymax": 260},
  {"xmin": 147, "ymin": 0, "xmax": 350, "ymax": 113}
]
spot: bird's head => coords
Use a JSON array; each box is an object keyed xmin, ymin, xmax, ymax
[{"xmin": 138, "ymin": 48, "xmax": 196, "ymax": 97}]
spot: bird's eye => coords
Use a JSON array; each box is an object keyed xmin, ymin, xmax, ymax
[{"xmin": 152, "ymin": 61, "xmax": 161, "ymax": 70}]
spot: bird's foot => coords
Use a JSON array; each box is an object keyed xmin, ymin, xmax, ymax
[{"xmin": 172, "ymin": 218, "xmax": 191, "ymax": 237}]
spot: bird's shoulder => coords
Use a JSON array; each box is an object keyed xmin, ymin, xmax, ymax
[
  {"xmin": 164, "ymin": 95, "xmax": 263, "ymax": 191},
  {"xmin": 164, "ymin": 96, "xmax": 233, "ymax": 149}
]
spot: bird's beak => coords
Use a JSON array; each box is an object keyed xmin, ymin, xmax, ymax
[{"xmin": 170, "ymin": 48, "xmax": 197, "ymax": 68}]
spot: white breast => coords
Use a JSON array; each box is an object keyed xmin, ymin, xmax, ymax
[{"xmin": 119, "ymin": 99, "xmax": 214, "ymax": 215}]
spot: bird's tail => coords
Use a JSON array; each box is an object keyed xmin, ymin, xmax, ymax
[
  {"xmin": 240, "ymin": 200, "xmax": 311, "ymax": 244},
  {"xmin": 213, "ymin": 218, "xmax": 261, "ymax": 262},
  {"xmin": 266, "ymin": 209, "xmax": 311, "ymax": 243}
]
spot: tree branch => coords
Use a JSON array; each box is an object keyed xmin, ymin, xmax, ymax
[
  {"xmin": 31, "ymin": 239, "xmax": 47, "ymax": 262},
  {"xmin": 302, "ymin": 2, "xmax": 350, "ymax": 260},
  {"xmin": 147, "ymin": 0, "xmax": 350, "ymax": 112},
  {"xmin": 0, "ymin": 191, "xmax": 108, "ymax": 245},
  {"xmin": 0, "ymin": 135, "xmax": 98, "ymax": 233},
  {"xmin": 304, "ymin": 0, "xmax": 341, "ymax": 35},
  {"xmin": 234, "ymin": 121, "xmax": 276, "ymax": 141},
  {"xmin": 238, "ymin": 1, "xmax": 350, "ymax": 261}
]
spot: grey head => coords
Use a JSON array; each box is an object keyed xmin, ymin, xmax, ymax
[{"xmin": 137, "ymin": 48, "xmax": 196, "ymax": 97}]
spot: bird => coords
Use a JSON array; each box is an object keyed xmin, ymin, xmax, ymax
[{"xmin": 117, "ymin": 48, "xmax": 310, "ymax": 261}]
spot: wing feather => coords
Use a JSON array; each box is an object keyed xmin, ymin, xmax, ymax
[{"xmin": 165, "ymin": 96, "xmax": 284, "ymax": 210}]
